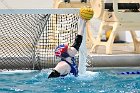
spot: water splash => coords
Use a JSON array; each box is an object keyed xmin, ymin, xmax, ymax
[
  {"xmin": 77, "ymin": 71, "xmax": 99, "ymax": 80},
  {"xmin": 78, "ymin": 19, "xmax": 87, "ymax": 74}
]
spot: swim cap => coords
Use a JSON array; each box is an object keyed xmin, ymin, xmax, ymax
[{"xmin": 55, "ymin": 44, "xmax": 68, "ymax": 57}]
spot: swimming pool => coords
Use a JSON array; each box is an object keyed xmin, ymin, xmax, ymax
[{"xmin": 0, "ymin": 69, "xmax": 140, "ymax": 93}]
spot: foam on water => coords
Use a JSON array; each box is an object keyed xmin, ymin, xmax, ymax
[
  {"xmin": 42, "ymin": 68, "xmax": 99, "ymax": 81},
  {"xmin": 0, "ymin": 70, "xmax": 38, "ymax": 74},
  {"xmin": 77, "ymin": 71, "xmax": 99, "ymax": 80}
]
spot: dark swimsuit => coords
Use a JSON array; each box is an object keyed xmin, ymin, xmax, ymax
[
  {"xmin": 59, "ymin": 35, "xmax": 83, "ymax": 77},
  {"xmin": 48, "ymin": 35, "xmax": 82, "ymax": 78},
  {"xmin": 61, "ymin": 57, "xmax": 78, "ymax": 77}
]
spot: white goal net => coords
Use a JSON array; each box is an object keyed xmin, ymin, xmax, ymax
[{"xmin": 0, "ymin": 9, "xmax": 80, "ymax": 70}]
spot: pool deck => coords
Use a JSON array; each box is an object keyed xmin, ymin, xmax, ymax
[{"xmin": 88, "ymin": 43, "xmax": 140, "ymax": 68}]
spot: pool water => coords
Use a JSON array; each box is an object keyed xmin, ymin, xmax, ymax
[{"xmin": 0, "ymin": 70, "xmax": 140, "ymax": 93}]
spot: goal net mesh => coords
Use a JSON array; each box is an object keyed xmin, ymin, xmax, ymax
[{"xmin": 0, "ymin": 11, "xmax": 79, "ymax": 70}]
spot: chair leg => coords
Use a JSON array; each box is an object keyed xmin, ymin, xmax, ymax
[
  {"xmin": 106, "ymin": 23, "xmax": 118, "ymax": 54},
  {"xmin": 90, "ymin": 43, "xmax": 99, "ymax": 53},
  {"xmin": 135, "ymin": 42, "xmax": 140, "ymax": 53},
  {"xmin": 90, "ymin": 22, "xmax": 104, "ymax": 53},
  {"xmin": 130, "ymin": 31, "xmax": 140, "ymax": 53},
  {"xmin": 86, "ymin": 21, "xmax": 95, "ymax": 49}
]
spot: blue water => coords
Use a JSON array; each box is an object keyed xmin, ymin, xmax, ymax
[{"xmin": 0, "ymin": 70, "xmax": 140, "ymax": 93}]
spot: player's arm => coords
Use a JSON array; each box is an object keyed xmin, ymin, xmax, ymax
[
  {"xmin": 71, "ymin": 6, "xmax": 93, "ymax": 52},
  {"xmin": 71, "ymin": 19, "xmax": 87, "ymax": 51}
]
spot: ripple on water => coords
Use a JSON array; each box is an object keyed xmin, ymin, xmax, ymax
[{"xmin": 0, "ymin": 70, "xmax": 140, "ymax": 93}]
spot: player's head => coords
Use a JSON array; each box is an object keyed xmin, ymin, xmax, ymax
[{"xmin": 55, "ymin": 44, "xmax": 69, "ymax": 58}]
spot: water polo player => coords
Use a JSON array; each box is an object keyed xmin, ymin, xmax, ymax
[{"xmin": 48, "ymin": 7, "xmax": 93, "ymax": 78}]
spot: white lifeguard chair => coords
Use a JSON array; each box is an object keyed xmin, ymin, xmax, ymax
[{"xmin": 90, "ymin": 0, "xmax": 140, "ymax": 54}]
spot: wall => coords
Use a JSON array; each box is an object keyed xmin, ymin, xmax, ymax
[{"xmin": 0, "ymin": 0, "xmax": 53, "ymax": 9}]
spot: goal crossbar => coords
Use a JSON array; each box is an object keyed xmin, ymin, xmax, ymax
[{"xmin": 0, "ymin": 9, "xmax": 79, "ymax": 14}]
